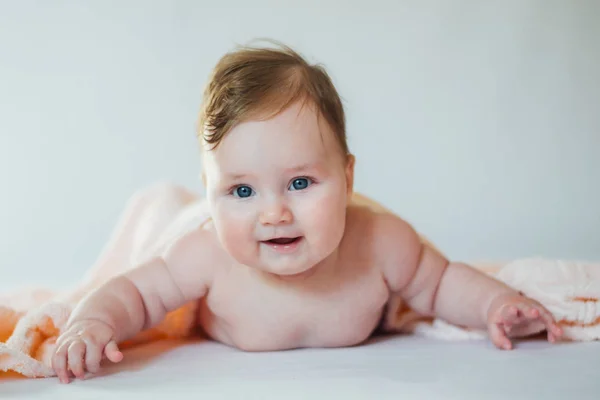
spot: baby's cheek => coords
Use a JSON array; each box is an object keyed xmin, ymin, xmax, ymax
[
  {"xmin": 215, "ymin": 211, "xmax": 256, "ymax": 262},
  {"xmin": 303, "ymin": 192, "xmax": 346, "ymax": 245}
]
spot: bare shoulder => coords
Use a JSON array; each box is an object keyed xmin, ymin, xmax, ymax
[
  {"xmin": 346, "ymin": 193, "xmax": 421, "ymax": 250},
  {"xmin": 345, "ymin": 197, "xmax": 423, "ymax": 291},
  {"xmin": 160, "ymin": 224, "xmax": 224, "ymax": 296},
  {"xmin": 163, "ymin": 224, "xmax": 217, "ymax": 259}
]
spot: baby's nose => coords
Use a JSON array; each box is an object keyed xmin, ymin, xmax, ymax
[{"xmin": 259, "ymin": 201, "xmax": 293, "ymax": 225}]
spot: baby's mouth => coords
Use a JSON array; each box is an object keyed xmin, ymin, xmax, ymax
[{"xmin": 263, "ymin": 237, "xmax": 302, "ymax": 245}]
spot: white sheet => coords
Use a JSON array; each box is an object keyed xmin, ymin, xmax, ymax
[{"xmin": 2, "ymin": 335, "xmax": 599, "ymax": 399}]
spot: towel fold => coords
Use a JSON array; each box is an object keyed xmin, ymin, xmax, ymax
[{"xmin": 2, "ymin": 257, "xmax": 599, "ymax": 378}]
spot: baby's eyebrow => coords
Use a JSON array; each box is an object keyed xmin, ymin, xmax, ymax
[
  {"xmin": 224, "ymin": 172, "xmax": 249, "ymax": 181},
  {"xmin": 286, "ymin": 163, "xmax": 319, "ymax": 173},
  {"xmin": 222, "ymin": 163, "xmax": 321, "ymax": 181}
]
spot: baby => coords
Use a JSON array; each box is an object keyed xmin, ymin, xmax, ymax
[{"xmin": 51, "ymin": 42, "xmax": 563, "ymax": 383}]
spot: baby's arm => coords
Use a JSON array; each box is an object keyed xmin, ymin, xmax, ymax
[
  {"xmin": 52, "ymin": 228, "xmax": 216, "ymax": 382},
  {"xmin": 377, "ymin": 215, "xmax": 562, "ymax": 349}
]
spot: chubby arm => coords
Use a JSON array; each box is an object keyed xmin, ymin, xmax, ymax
[
  {"xmin": 53, "ymin": 227, "xmax": 217, "ymax": 382},
  {"xmin": 66, "ymin": 228, "xmax": 216, "ymax": 342},
  {"xmin": 376, "ymin": 215, "xmax": 558, "ymax": 335}
]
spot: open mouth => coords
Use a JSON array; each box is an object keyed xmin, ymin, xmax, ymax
[{"xmin": 264, "ymin": 237, "xmax": 302, "ymax": 245}]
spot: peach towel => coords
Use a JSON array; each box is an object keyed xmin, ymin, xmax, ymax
[{"xmin": 2, "ymin": 257, "xmax": 599, "ymax": 378}]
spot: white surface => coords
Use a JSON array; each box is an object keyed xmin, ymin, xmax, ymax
[
  {"xmin": 2, "ymin": 335, "xmax": 600, "ymax": 399},
  {"xmin": 1, "ymin": 1, "xmax": 600, "ymax": 292}
]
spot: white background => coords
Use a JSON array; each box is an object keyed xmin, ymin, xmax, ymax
[{"xmin": 1, "ymin": 0, "xmax": 598, "ymax": 290}]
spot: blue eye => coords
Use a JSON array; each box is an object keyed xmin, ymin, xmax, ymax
[
  {"xmin": 289, "ymin": 177, "xmax": 312, "ymax": 191},
  {"xmin": 233, "ymin": 185, "xmax": 253, "ymax": 198}
]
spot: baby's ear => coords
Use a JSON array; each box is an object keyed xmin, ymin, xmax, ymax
[{"xmin": 345, "ymin": 153, "xmax": 355, "ymax": 195}]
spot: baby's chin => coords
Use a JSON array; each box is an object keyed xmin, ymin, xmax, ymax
[
  {"xmin": 260, "ymin": 262, "xmax": 315, "ymax": 277},
  {"xmin": 268, "ymin": 266, "xmax": 320, "ymax": 282},
  {"xmin": 248, "ymin": 259, "xmax": 319, "ymax": 280}
]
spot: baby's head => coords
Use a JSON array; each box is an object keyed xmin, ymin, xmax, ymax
[{"xmin": 198, "ymin": 41, "xmax": 354, "ymax": 277}]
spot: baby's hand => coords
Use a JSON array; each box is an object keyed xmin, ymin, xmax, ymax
[
  {"xmin": 52, "ymin": 319, "xmax": 123, "ymax": 383},
  {"xmin": 486, "ymin": 292, "xmax": 563, "ymax": 350}
]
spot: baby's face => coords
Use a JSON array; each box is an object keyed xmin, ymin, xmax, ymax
[{"xmin": 203, "ymin": 101, "xmax": 353, "ymax": 276}]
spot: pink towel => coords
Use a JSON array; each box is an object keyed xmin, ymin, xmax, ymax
[{"xmin": 2, "ymin": 257, "xmax": 599, "ymax": 379}]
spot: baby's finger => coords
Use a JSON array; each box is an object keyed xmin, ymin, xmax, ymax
[
  {"xmin": 104, "ymin": 341, "xmax": 124, "ymax": 363},
  {"xmin": 523, "ymin": 305, "xmax": 539, "ymax": 318},
  {"xmin": 534, "ymin": 305, "xmax": 563, "ymax": 339},
  {"xmin": 498, "ymin": 305, "xmax": 526, "ymax": 329},
  {"xmin": 84, "ymin": 342, "xmax": 103, "ymax": 374},
  {"xmin": 500, "ymin": 305, "xmax": 519, "ymax": 322},
  {"xmin": 488, "ymin": 322, "xmax": 513, "ymax": 350},
  {"xmin": 513, "ymin": 303, "xmax": 543, "ymax": 325},
  {"xmin": 52, "ymin": 342, "xmax": 71, "ymax": 384},
  {"xmin": 507, "ymin": 302, "xmax": 530, "ymax": 319},
  {"xmin": 67, "ymin": 340, "xmax": 87, "ymax": 379}
]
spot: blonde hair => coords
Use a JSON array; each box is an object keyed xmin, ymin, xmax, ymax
[{"xmin": 197, "ymin": 40, "xmax": 348, "ymax": 155}]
